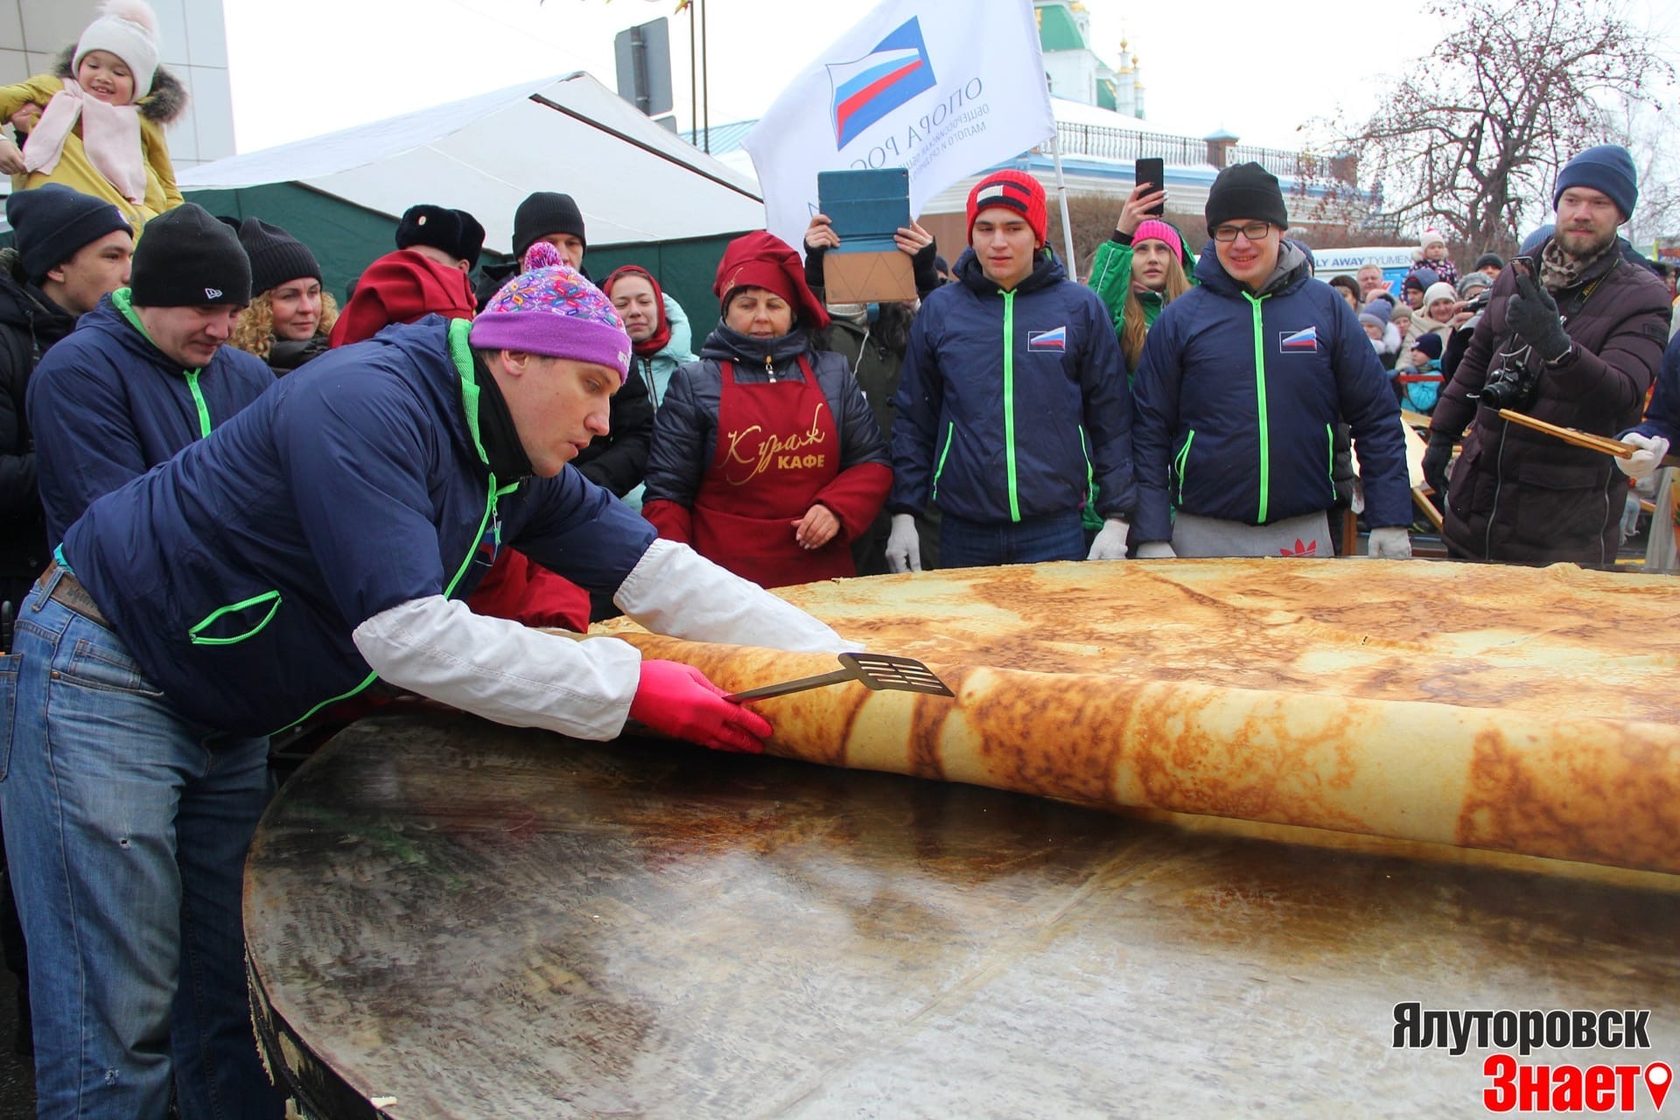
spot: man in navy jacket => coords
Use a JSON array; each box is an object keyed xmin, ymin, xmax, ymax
[
  {"xmin": 26, "ymin": 202, "xmax": 275, "ymax": 548},
  {"xmin": 2, "ymin": 251, "xmax": 847, "ymax": 1118},
  {"xmin": 887, "ymin": 170, "xmax": 1136, "ymax": 570},
  {"xmin": 1617, "ymin": 330, "xmax": 1678, "ymax": 480},
  {"xmin": 1131, "ymin": 162, "xmax": 1413, "ymax": 559}
]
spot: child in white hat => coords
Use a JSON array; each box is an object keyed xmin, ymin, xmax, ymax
[
  {"xmin": 1415, "ymin": 227, "xmax": 1460, "ymax": 285},
  {"xmin": 0, "ymin": 0, "xmax": 185, "ymax": 228}
]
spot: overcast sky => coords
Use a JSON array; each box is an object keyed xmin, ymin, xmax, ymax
[{"xmin": 225, "ymin": 0, "xmax": 1680, "ymax": 156}]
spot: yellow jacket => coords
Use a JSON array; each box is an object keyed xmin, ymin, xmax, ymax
[{"xmin": 0, "ymin": 70, "xmax": 185, "ymax": 230}]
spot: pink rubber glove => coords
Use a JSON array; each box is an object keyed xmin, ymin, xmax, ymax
[{"xmin": 629, "ymin": 660, "xmax": 773, "ymax": 754}]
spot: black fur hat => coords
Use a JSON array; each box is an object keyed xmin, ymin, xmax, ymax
[{"xmin": 396, "ymin": 205, "xmax": 485, "ymax": 270}]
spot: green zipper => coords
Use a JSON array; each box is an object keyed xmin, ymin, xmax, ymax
[
  {"xmin": 931, "ymin": 421, "xmax": 955, "ymax": 501},
  {"xmin": 274, "ymin": 318, "xmax": 500, "ymax": 735},
  {"xmin": 1243, "ymin": 291, "xmax": 1271, "ymax": 524},
  {"xmin": 113, "ymin": 287, "xmax": 213, "ymax": 438},
  {"xmin": 1324, "ymin": 424, "xmax": 1336, "ymax": 502},
  {"xmin": 1080, "ymin": 424, "xmax": 1094, "ymax": 500},
  {"xmin": 184, "ymin": 370, "xmax": 211, "ymax": 437},
  {"xmin": 1001, "ymin": 288, "xmax": 1020, "ymax": 522},
  {"xmin": 443, "ymin": 315, "xmax": 503, "ymax": 599},
  {"xmin": 1174, "ymin": 429, "xmax": 1196, "ymax": 504}
]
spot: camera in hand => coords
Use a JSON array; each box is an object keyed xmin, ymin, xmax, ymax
[{"xmin": 1477, "ymin": 343, "xmax": 1542, "ymax": 411}]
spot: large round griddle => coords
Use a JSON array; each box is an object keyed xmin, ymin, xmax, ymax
[{"xmin": 246, "ymin": 710, "xmax": 1680, "ymax": 1119}]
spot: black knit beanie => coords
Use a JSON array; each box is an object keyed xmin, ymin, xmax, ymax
[
  {"xmin": 396, "ymin": 205, "xmax": 486, "ymax": 269},
  {"xmin": 1205, "ymin": 161, "xmax": 1289, "ymax": 232},
  {"xmin": 512, "ymin": 192, "xmax": 587, "ymax": 261},
  {"xmin": 129, "ymin": 203, "xmax": 252, "ymax": 307},
  {"xmin": 237, "ymin": 217, "xmax": 321, "ymax": 296},
  {"xmin": 5, "ymin": 184, "xmax": 132, "ymax": 285}
]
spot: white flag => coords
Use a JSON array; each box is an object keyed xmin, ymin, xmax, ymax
[{"xmin": 742, "ymin": 0, "xmax": 1053, "ymax": 253}]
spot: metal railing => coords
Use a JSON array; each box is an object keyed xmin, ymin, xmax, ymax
[
  {"xmin": 1044, "ymin": 122, "xmax": 1353, "ymax": 184},
  {"xmin": 1042, "ymin": 123, "xmax": 1205, "ymax": 165}
]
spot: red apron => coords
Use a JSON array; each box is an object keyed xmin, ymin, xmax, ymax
[{"xmin": 690, "ymin": 357, "xmax": 851, "ymax": 588}]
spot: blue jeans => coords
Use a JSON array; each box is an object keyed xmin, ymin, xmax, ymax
[
  {"xmin": 0, "ymin": 572, "xmax": 282, "ymax": 1119},
  {"xmin": 937, "ymin": 509, "xmax": 1087, "ymax": 569}
]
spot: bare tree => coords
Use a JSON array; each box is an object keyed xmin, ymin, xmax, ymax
[
  {"xmin": 1612, "ymin": 95, "xmax": 1680, "ymax": 253},
  {"xmin": 1342, "ymin": 0, "xmax": 1673, "ymax": 256}
]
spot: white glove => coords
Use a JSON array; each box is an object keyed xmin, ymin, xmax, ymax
[
  {"xmin": 1367, "ymin": 526, "xmax": 1413, "ymax": 559},
  {"xmin": 1135, "ymin": 541, "xmax": 1176, "ymax": 559},
  {"xmin": 884, "ymin": 513, "xmax": 922, "ymax": 573},
  {"xmin": 1086, "ymin": 517, "xmax": 1130, "ymax": 560},
  {"xmin": 615, "ymin": 539, "xmax": 848, "ymax": 652},
  {"xmin": 1617, "ymin": 433, "xmax": 1670, "ymax": 482}
]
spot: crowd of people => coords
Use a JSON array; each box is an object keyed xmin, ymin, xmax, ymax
[{"xmin": 0, "ymin": 2, "xmax": 1677, "ymax": 1117}]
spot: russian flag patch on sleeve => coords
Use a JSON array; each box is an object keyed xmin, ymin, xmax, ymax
[{"xmin": 1279, "ymin": 326, "xmax": 1319, "ymax": 352}]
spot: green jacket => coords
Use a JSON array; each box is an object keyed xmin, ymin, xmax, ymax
[
  {"xmin": 1087, "ymin": 228, "xmax": 1199, "ymax": 368},
  {"xmin": 1083, "ymin": 228, "xmax": 1197, "ymax": 530}
]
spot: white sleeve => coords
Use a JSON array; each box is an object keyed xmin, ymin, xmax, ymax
[
  {"xmin": 613, "ymin": 538, "xmax": 851, "ymax": 653},
  {"xmin": 352, "ymin": 595, "xmax": 641, "ymax": 740}
]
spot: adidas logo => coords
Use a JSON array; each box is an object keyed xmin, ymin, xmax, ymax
[{"xmin": 205, "ymin": 288, "xmax": 223, "ymax": 299}]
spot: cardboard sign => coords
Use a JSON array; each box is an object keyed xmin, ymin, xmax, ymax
[
  {"xmin": 818, "ymin": 168, "xmax": 917, "ymax": 303},
  {"xmin": 823, "ymin": 251, "xmax": 915, "ymax": 304}
]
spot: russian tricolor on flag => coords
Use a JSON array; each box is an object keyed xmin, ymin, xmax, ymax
[
  {"xmin": 828, "ymin": 18, "xmax": 938, "ymax": 149},
  {"xmin": 1028, "ymin": 326, "xmax": 1068, "ymax": 351},
  {"xmin": 1278, "ymin": 326, "xmax": 1319, "ymax": 352}
]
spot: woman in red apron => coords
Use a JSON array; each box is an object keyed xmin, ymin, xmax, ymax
[{"xmin": 642, "ymin": 232, "xmax": 891, "ymax": 588}]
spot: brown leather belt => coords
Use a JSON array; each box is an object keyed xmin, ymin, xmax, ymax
[{"xmin": 37, "ymin": 566, "xmax": 109, "ymax": 628}]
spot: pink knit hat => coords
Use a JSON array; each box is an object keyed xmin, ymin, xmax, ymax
[
  {"xmin": 1131, "ymin": 219, "xmax": 1183, "ymax": 261},
  {"xmin": 469, "ymin": 242, "xmax": 631, "ymax": 382}
]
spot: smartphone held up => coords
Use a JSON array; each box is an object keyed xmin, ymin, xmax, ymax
[{"xmin": 1135, "ymin": 158, "xmax": 1165, "ymax": 215}]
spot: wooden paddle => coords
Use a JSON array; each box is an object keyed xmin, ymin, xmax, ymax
[{"xmin": 1498, "ymin": 409, "xmax": 1680, "ymax": 468}]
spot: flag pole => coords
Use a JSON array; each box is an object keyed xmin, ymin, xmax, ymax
[{"xmin": 1049, "ymin": 125, "xmax": 1077, "ymax": 283}]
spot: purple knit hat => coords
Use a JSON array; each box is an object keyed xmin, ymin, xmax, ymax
[{"xmin": 469, "ymin": 242, "xmax": 630, "ymax": 382}]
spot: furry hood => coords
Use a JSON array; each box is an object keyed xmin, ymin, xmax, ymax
[{"xmin": 51, "ymin": 44, "xmax": 186, "ymax": 124}]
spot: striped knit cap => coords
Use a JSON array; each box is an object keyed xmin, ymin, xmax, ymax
[
  {"xmin": 966, "ymin": 170, "xmax": 1048, "ymax": 247},
  {"xmin": 470, "ymin": 242, "xmax": 629, "ymax": 381}
]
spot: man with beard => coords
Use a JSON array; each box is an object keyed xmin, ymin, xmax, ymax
[{"xmin": 1423, "ymin": 145, "xmax": 1671, "ymax": 566}]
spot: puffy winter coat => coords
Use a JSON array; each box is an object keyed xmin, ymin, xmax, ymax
[
  {"xmin": 1430, "ymin": 240, "xmax": 1671, "ymax": 565},
  {"xmin": 1087, "ymin": 226, "xmax": 1199, "ymax": 372},
  {"xmin": 26, "ymin": 288, "xmax": 274, "ymax": 545},
  {"xmin": 328, "ymin": 249, "xmax": 476, "ymax": 348},
  {"xmin": 62, "ymin": 316, "xmax": 657, "ymax": 736},
  {"xmin": 891, "ymin": 248, "xmax": 1134, "ymax": 524},
  {"xmin": 1626, "ymin": 331, "xmax": 1680, "ymax": 445},
  {"xmin": 0, "ymin": 50, "xmax": 186, "ymax": 228},
  {"xmin": 1132, "ymin": 241, "xmax": 1410, "ymax": 542},
  {"xmin": 0, "ymin": 249, "xmax": 76, "ymax": 590},
  {"xmin": 622, "ymin": 294, "xmax": 697, "ymax": 511}
]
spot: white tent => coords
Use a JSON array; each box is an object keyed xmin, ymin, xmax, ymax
[{"xmin": 178, "ymin": 72, "xmax": 765, "ymax": 250}]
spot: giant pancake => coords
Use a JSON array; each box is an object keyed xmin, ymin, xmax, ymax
[{"xmin": 598, "ymin": 558, "xmax": 1680, "ymax": 874}]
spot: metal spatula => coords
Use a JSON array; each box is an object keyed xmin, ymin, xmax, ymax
[{"xmin": 726, "ymin": 652, "xmax": 954, "ymax": 703}]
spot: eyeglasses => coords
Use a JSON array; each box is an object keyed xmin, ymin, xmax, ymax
[{"xmin": 1211, "ymin": 221, "xmax": 1274, "ymax": 243}]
